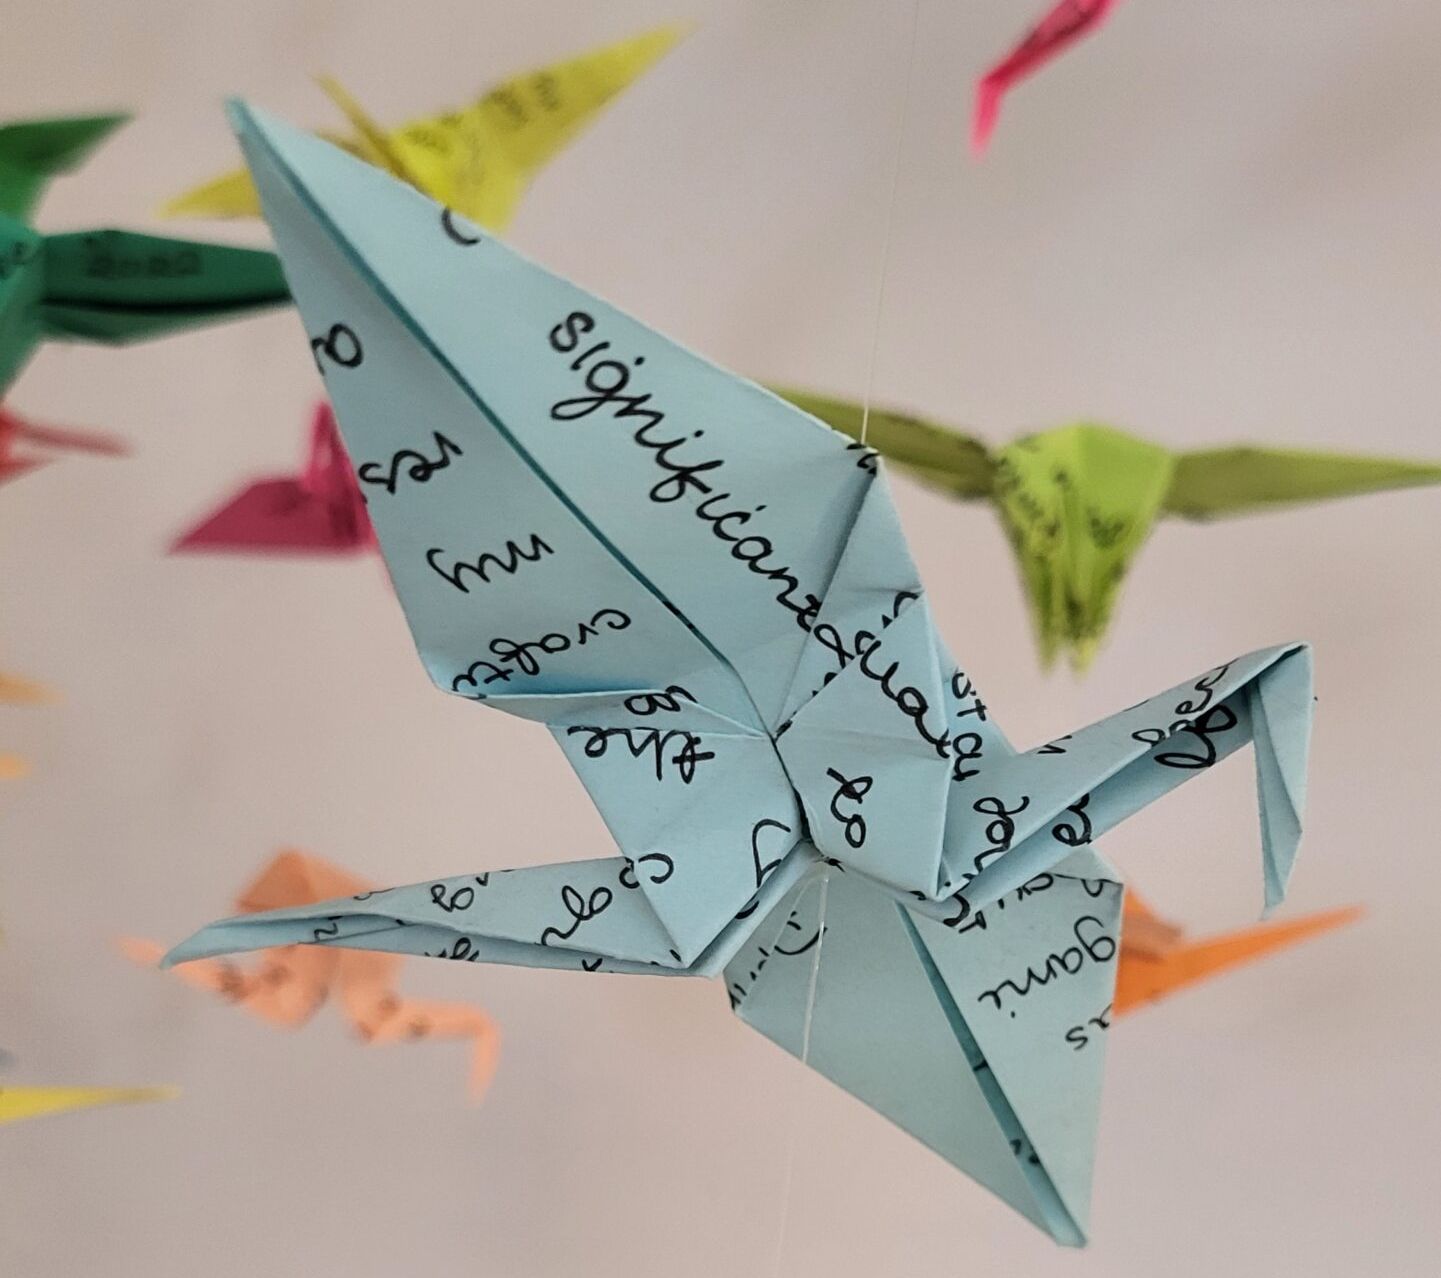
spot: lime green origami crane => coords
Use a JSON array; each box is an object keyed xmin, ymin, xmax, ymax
[
  {"xmin": 0, "ymin": 112, "xmax": 288, "ymax": 395},
  {"xmin": 781, "ymin": 390, "xmax": 1441, "ymax": 670}
]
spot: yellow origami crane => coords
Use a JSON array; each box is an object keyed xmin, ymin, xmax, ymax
[
  {"xmin": 0, "ymin": 669, "xmax": 57, "ymax": 780},
  {"xmin": 781, "ymin": 390, "xmax": 1441, "ymax": 670},
  {"xmin": 0, "ymin": 1085, "xmax": 174, "ymax": 1124},
  {"xmin": 164, "ymin": 25, "xmax": 685, "ymax": 230}
]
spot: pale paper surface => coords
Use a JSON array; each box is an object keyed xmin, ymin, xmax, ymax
[
  {"xmin": 0, "ymin": 3, "xmax": 1436, "ymax": 1275},
  {"xmin": 161, "ymin": 105, "xmax": 1313, "ymax": 1244}
]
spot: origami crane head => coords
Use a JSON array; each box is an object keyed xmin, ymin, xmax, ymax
[
  {"xmin": 780, "ymin": 390, "xmax": 1441, "ymax": 671},
  {"xmin": 0, "ymin": 112, "xmax": 290, "ymax": 399},
  {"xmin": 172, "ymin": 402, "xmax": 374, "ymax": 554},
  {"xmin": 163, "ymin": 26, "xmax": 686, "ymax": 229},
  {"xmin": 168, "ymin": 105, "xmax": 1319, "ymax": 1244}
]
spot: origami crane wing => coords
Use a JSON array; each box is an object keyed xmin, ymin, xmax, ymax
[
  {"xmin": 0, "ymin": 220, "xmax": 290, "ymax": 397},
  {"xmin": 0, "ymin": 1085, "xmax": 172, "ymax": 1124},
  {"xmin": 773, "ymin": 387, "xmax": 995, "ymax": 498},
  {"xmin": 1112, "ymin": 902, "xmax": 1361, "ymax": 1015},
  {"xmin": 169, "ymin": 103, "xmax": 867, "ymax": 973},
  {"xmin": 164, "ymin": 27, "xmax": 684, "ymax": 228},
  {"xmin": 168, "ymin": 106, "xmax": 1315, "ymax": 1244},
  {"xmin": 0, "ymin": 113, "xmax": 129, "ymax": 220},
  {"xmin": 1165, "ymin": 446, "xmax": 1441, "ymax": 519},
  {"xmin": 36, "ymin": 229, "xmax": 288, "ymax": 344}
]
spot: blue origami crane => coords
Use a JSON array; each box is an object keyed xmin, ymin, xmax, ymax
[{"xmin": 168, "ymin": 103, "xmax": 1315, "ymax": 1245}]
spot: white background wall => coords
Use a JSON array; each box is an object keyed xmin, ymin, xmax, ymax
[{"xmin": 2, "ymin": 1, "xmax": 1437, "ymax": 1274}]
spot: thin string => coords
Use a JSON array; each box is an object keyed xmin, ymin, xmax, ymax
[
  {"xmin": 860, "ymin": 0, "xmax": 924, "ymax": 447},
  {"xmin": 765, "ymin": 871, "xmax": 830, "ymax": 1277},
  {"xmin": 765, "ymin": 5, "xmax": 922, "ymax": 1272}
]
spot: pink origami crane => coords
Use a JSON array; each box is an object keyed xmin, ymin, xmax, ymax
[
  {"xmin": 973, "ymin": 0, "xmax": 1119, "ymax": 155},
  {"xmin": 172, "ymin": 402, "xmax": 374, "ymax": 554},
  {"xmin": 0, "ymin": 403, "xmax": 127, "ymax": 485}
]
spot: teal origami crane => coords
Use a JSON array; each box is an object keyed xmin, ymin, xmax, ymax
[
  {"xmin": 168, "ymin": 104, "xmax": 1317, "ymax": 1245},
  {"xmin": 0, "ymin": 112, "xmax": 289, "ymax": 395}
]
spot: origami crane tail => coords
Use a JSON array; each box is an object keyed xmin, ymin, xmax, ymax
[{"xmin": 1113, "ymin": 905, "xmax": 1362, "ymax": 1016}]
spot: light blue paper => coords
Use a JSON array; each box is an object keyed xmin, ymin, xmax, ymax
[{"xmin": 167, "ymin": 102, "xmax": 1317, "ymax": 1245}]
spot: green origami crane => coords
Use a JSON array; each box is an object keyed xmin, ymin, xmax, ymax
[
  {"xmin": 781, "ymin": 389, "xmax": 1441, "ymax": 670},
  {"xmin": 0, "ymin": 113, "xmax": 288, "ymax": 395}
]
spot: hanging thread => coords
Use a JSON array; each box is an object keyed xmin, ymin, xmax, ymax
[
  {"xmin": 860, "ymin": 0, "xmax": 924, "ymax": 447},
  {"xmin": 765, "ymin": 4, "xmax": 924, "ymax": 1272},
  {"xmin": 764, "ymin": 871, "xmax": 831, "ymax": 1277}
]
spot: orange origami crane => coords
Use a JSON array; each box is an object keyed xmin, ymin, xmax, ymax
[
  {"xmin": 1114, "ymin": 892, "xmax": 1361, "ymax": 1018},
  {"xmin": 122, "ymin": 850, "xmax": 500, "ymax": 1097},
  {"xmin": 0, "ymin": 403, "xmax": 127, "ymax": 485},
  {"xmin": 0, "ymin": 668, "xmax": 57, "ymax": 780}
]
